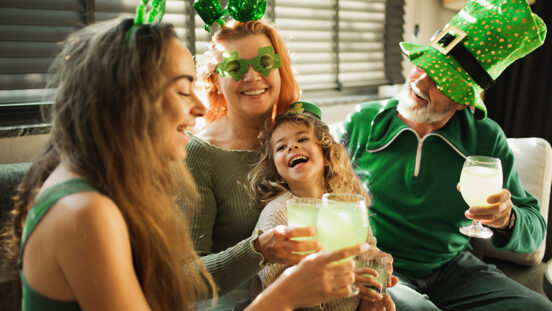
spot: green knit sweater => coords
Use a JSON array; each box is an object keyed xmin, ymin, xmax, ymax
[{"xmin": 180, "ymin": 134, "xmax": 265, "ymax": 294}]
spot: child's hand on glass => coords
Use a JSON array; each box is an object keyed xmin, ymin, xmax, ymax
[
  {"xmin": 355, "ymin": 250, "xmax": 398, "ymax": 303},
  {"xmin": 254, "ymin": 225, "xmax": 320, "ymax": 265}
]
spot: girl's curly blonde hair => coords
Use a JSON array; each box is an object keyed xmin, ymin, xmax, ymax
[{"xmin": 248, "ymin": 113, "xmax": 370, "ymax": 205}]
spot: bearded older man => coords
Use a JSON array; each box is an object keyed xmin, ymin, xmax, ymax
[{"xmin": 335, "ymin": 0, "xmax": 552, "ymax": 310}]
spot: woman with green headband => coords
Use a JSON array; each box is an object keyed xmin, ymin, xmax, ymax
[{"xmin": 3, "ymin": 17, "xmax": 214, "ymax": 310}]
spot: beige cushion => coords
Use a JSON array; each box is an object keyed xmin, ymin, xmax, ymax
[{"xmin": 472, "ymin": 137, "xmax": 552, "ymax": 266}]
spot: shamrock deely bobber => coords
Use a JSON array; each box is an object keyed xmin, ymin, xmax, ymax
[
  {"xmin": 128, "ymin": 0, "xmax": 167, "ymax": 39},
  {"xmin": 228, "ymin": 0, "xmax": 266, "ymax": 22},
  {"xmin": 194, "ymin": 0, "xmax": 267, "ymax": 33},
  {"xmin": 145, "ymin": 0, "xmax": 166, "ymax": 23},
  {"xmin": 193, "ymin": 0, "xmax": 226, "ymax": 32}
]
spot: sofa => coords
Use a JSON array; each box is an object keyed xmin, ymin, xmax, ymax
[{"xmin": 0, "ymin": 138, "xmax": 551, "ymax": 310}]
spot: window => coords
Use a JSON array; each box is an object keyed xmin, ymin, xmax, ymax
[{"xmin": 0, "ymin": 0, "xmax": 404, "ymax": 127}]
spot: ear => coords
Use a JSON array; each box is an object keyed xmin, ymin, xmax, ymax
[
  {"xmin": 456, "ymin": 104, "xmax": 468, "ymax": 111},
  {"xmin": 212, "ymin": 73, "xmax": 221, "ymax": 93}
]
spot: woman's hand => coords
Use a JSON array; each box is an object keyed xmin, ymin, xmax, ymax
[
  {"xmin": 246, "ymin": 243, "xmax": 369, "ymax": 311},
  {"xmin": 254, "ymin": 225, "xmax": 320, "ymax": 265}
]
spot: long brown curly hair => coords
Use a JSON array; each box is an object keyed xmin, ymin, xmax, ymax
[
  {"xmin": 3, "ymin": 18, "xmax": 214, "ymax": 310},
  {"xmin": 248, "ymin": 113, "xmax": 369, "ymax": 205},
  {"xmin": 196, "ymin": 20, "xmax": 300, "ymax": 123}
]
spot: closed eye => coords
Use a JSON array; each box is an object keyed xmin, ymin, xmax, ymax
[
  {"xmin": 178, "ymin": 91, "xmax": 190, "ymax": 97},
  {"xmin": 275, "ymin": 144, "xmax": 286, "ymax": 152},
  {"xmin": 298, "ymin": 137, "xmax": 309, "ymax": 143}
]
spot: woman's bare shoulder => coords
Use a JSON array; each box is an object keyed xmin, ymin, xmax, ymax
[
  {"xmin": 22, "ymin": 189, "xmax": 134, "ymax": 303},
  {"xmin": 53, "ymin": 191, "xmax": 127, "ymax": 241}
]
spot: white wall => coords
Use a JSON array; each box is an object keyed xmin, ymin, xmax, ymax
[
  {"xmin": 401, "ymin": 0, "xmax": 457, "ymax": 78},
  {"xmin": 0, "ymin": 134, "xmax": 49, "ymax": 164}
]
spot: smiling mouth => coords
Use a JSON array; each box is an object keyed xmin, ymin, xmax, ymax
[
  {"xmin": 410, "ymin": 82, "xmax": 430, "ymax": 103},
  {"xmin": 177, "ymin": 125, "xmax": 189, "ymax": 137},
  {"xmin": 241, "ymin": 88, "xmax": 267, "ymax": 96},
  {"xmin": 288, "ymin": 155, "xmax": 309, "ymax": 167}
]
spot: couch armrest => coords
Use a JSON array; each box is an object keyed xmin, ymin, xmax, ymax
[
  {"xmin": 0, "ymin": 163, "xmax": 31, "ymax": 311},
  {"xmin": 0, "ymin": 162, "xmax": 31, "ymax": 225}
]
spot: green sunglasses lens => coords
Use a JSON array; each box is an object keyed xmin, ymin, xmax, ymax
[
  {"xmin": 225, "ymin": 60, "xmax": 242, "ymax": 74},
  {"xmin": 259, "ymin": 54, "xmax": 274, "ymax": 69}
]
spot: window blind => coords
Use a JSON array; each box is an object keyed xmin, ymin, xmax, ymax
[
  {"xmin": 0, "ymin": 0, "xmax": 84, "ymax": 108},
  {"xmin": 384, "ymin": 0, "xmax": 406, "ymax": 84},
  {"xmin": 273, "ymin": 0, "xmax": 404, "ymax": 94},
  {"xmin": 0, "ymin": 0, "xmax": 404, "ymax": 126}
]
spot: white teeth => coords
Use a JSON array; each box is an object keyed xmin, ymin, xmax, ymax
[
  {"xmin": 242, "ymin": 89, "xmax": 266, "ymax": 96},
  {"xmin": 410, "ymin": 82, "xmax": 430, "ymax": 102},
  {"xmin": 288, "ymin": 155, "xmax": 308, "ymax": 167},
  {"xmin": 177, "ymin": 125, "xmax": 188, "ymax": 134}
]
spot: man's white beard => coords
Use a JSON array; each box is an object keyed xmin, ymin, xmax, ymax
[{"xmin": 397, "ymin": 83, "xmax": 454, "ymax": 123}]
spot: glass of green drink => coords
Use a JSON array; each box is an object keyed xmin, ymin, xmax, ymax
[
  {"xmin": 459, "ymin": 155, "xmax": 503, "ymax": 239},
  {"xmin": 356, "ymin": 251, "xmax": 392, "ymax": 296},
  {"xmin": 286, "ymin": 197, "xmax": 321, "ymax": 255},
  {"xmin": 317, "ymin": 193, "xmax": 369, "ymax": 295}
]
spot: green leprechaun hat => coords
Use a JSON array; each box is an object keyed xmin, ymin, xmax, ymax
[
  {"xmin": 400, "ymin": 0, "xmax": 546, "ymax": 119},
  {"xmin": 288, "ymin": 101, "xmax": 323, "ymax": 120}
]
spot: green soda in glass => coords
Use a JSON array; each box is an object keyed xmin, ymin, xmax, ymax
[
  {"xmin": 317, "ymin": 193, "xmax": 369, "ymax": 256},
  {"xmin": 286, "ymin": 197, "xmax": 320, "ymax": 255}
]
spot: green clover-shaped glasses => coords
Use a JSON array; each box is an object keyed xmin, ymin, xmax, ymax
[{"xmin": 216, "ymin": 46, "xmax": 281, "ymax": 81}]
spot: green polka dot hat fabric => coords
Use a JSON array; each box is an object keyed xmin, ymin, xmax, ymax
[{"xmin": 400, "ymin": 0, "xmax": 546, "ymax": 118}]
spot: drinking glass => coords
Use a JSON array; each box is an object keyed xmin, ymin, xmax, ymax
[
  {"xmin": 317, "ymin": 193, "xmax": 369, "ymax": 295},
  {"xmin": 458, "ymin": 156, "xmax": 503, "ymax": 239},
  {"xmin": 356, "ymin": 250, "xmax": 392, "ymax": 296},
  {"xmin": 286, "ymin": 197, "xmax": 320, "ymax": 255}
]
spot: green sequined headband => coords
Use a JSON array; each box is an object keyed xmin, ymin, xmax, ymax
[
  {"xmin": 127, "ymin": 0, "xmax": 167, "ymax": 38},
  {"xmin": 193, "ymin": 0, "xmax": 266, "ymax": 33}
]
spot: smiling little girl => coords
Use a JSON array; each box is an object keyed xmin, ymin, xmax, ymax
[{"xmin": 248, "ymin": 102, "xmax": 388, "ymax": 310}]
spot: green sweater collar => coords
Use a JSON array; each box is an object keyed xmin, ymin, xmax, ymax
[{"xmin": 366, "ymin": 98, "xmax": 477, "ymax": 158}]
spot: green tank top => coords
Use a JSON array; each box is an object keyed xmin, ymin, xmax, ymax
[{"xmin": 18, "ymin": 178, "xmax": 98, "ymax": 311}]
